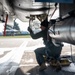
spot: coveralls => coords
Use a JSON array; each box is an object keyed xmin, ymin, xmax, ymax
[{"xmin": 28, "ymin": 26, "xmax": 63, "ymax": 66}]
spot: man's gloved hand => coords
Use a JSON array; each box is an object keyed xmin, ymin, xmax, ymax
[{"xmin": 28, "ymin": 27, "xmax": 33, "ymax": 33}]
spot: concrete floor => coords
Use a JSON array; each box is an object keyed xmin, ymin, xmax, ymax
[
  {"xmin": 15, "ymin": 51, "xmax": 75, "ymax": 75},
  {"xmin": 0, "ymin": 38, "xmax": 75, "ymax": 75}
]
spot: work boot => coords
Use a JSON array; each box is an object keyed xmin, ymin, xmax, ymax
[
  {"xmin": 56, "ymin": 61, "xmax": 62, "ymax": 72},
  {"xmin": 39, "ymin": 63, "xmax": 47, "ymax": 71}
]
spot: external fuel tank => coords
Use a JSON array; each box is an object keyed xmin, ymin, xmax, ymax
[{"xmin": 48, "ymin": 17, "xmax": 75, "ymax": 45}]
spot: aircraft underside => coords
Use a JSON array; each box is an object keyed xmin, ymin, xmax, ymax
[{"xmin": 1, "ymin": 0, "xmax": 75, "ymax": 44}]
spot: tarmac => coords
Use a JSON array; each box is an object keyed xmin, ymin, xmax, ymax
[
  {"xmin": 15, "ymin": 39, "xmax": 75, "ymax": 75},
  {"xmin": 0, "ymin": 38, "xmax": 75, "ymax": 75},
  {"xmin": 15, "ymin": 52, "xmax": 75, "ymax": 75}
]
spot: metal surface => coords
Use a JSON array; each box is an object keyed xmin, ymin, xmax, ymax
[
  {"xmin": 59, "ymin": 4, "xmax": 75, "ymax": 17},
  {"xmin": 3, "ymin": 0, "xmax": 50, "ymax": 22},
  {"xmin": 48, "ymin": 17, "xmax": 75, "ymax": 45}
]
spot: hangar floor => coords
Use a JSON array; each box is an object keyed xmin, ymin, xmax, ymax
[{"xmin": 15, "ymin": 51, "xmax": 75, "ymax": 75}]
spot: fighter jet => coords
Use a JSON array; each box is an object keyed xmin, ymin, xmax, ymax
[{"xmin": 0, "ymin": 0, "xmax": 75, "ymax": 74}]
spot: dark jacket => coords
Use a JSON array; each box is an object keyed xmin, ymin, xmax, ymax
[
  {"xmin": 28, "ymin": 27, "xmax": 48, "ymax": 45},
  {"xmin": 28, "ymin": 27, "xmax": 63, "ymax": 59}
]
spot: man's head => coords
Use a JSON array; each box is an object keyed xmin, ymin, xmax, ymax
[{"xmin": 40, "ymin": 18, "xmax": 49, "ymax": 30}]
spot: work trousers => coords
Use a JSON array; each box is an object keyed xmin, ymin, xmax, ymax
[{"xmin": 34, "ymin": 46, "xmax": 62, "ymax": 66}]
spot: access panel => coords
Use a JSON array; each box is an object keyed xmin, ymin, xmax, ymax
[{"xmin": 35, "ymin": 0, "xmax": 73, "ymax": 3}]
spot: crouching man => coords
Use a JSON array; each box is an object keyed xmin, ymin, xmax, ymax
[{"xmin": 28, "ymin": 18, "xmax": 63, "ymax": 71}]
